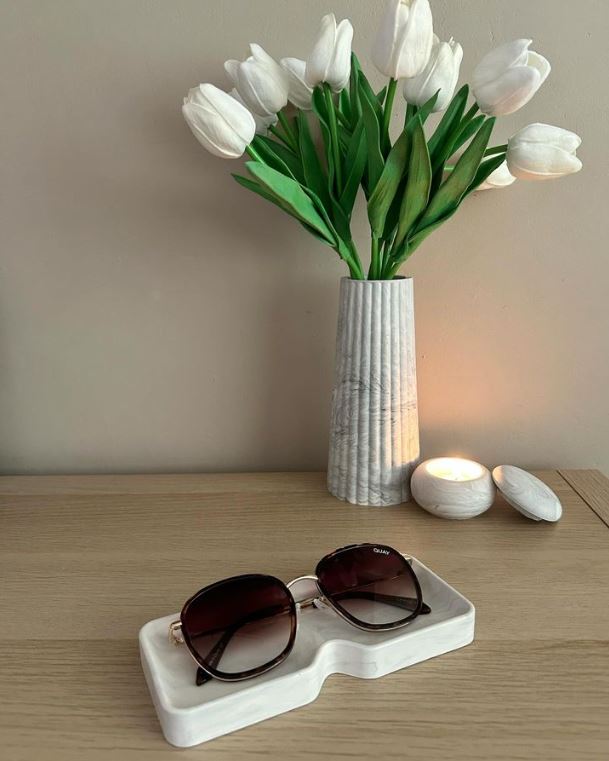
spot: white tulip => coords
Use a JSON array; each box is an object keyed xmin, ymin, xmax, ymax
[
  {"xmin": 472, "ymin": 39, "xmax": 551, "ymax": 116},
  {"xmin": 372, "ymin": 0, "xmax": 434, "ymax": 80},
  {"xmin": 230, "ymin": 89, "xmax": 276, "ymax": 135},
  {"xmin": 280, "ymin": 57, "xmax": 313, "ymax": 110},
  {"xmin": 507, "ymin": 123, "xmax": 582, "ymax": 181},
  {"xmin": 305, "ymin": 14, "xmax": 354, "ymax": 92},
  {"xmin": 182, "ymin": 84, "xmax": 256, "ymax": 159},
  {"xmin": 225, "ymin": 44, "xmax": 289, "ymax": 118},
  {"xmin": 477, "ymin": 161, "xmax": 516, "ymax": 191},
  {"xmin": 402, "ymin": 35, "xmax": 462, "ymax": 111}
]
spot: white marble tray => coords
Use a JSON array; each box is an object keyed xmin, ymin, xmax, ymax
[{"xmin": 139, "ymin": 557, "xmax": 475, "ymax": 748}]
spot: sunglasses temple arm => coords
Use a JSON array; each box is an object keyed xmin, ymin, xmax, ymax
[
  {"xmin": 196, "ymin": 666, "xmax": 214, "ymax": 686},
  {"xmin": 332, "ymin": 590, "xmax": 431, "ymax": 615}
]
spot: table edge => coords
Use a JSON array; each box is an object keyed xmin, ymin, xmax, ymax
[{"xmin": 558, "ymin": 469, "xmax": 609, "ymax": 530}]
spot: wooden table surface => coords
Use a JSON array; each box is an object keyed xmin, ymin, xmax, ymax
[{"xmin": 1, "ymin": 470, "xmax": 609, "ymax": 761}]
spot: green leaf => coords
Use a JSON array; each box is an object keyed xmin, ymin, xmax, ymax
[
  {"xmin": 449, "ymin": 114, "xmax": 486, "ymax": 158},
  {"xmin": 234, "ymin": 173, "xmax": 333, "ymax": 248},
  {"xmin": 246, "ymin": 161, "xmax": 336, "ymax": 245},
  {"xmin": 311, "ymin": 86, "xmax": 335, "ymax": 189},
  {"xmin": 394, "ymin": 116, "xmax": 432, "ymax": 249},
  {"xmin": 359, "ymin": 82, "xmax": 384, "ymax": 193},
  {"xmin": 297, "ymin": 112, "xmax": 331, "ymax": 209},
  {"xmin": 416, "ymin": 117, "xmax": 496, "ymax": 231},
  {"xmin": 357, "ymin": 63, "xmax": 390, "ymax": 155},
  {"xmin": 349, "ymin": 53, "xmax": 362, "ymax": 129},
  {"xmin": 368, "ymin": 126, "xmax": 411, "ymax": 237},
  {"xmin": 302, "ymin": 187, "xmax": 359, "ymax": 270},
  {"xmin": 303, "ymin": 186, "xmax": 347, "ymax": 246},
  {"xmin": 409, "ymin": 209, "xmax": 457, "ymax": 251},
  {"xmin": 388, "ymin": 210, "xmax": 456, "ymax": 276},
  {"xmin": 337, "ymin": 126, "xmax": 350, "ymax": 154},
  {"xmin": 408, "ymin": 91, "xmax": 439, "ymax": 127},
  {"xmin": 465, "ymin": 152, "xmax": 507, "ymax": 197},
  {"xmin": 381, "ymin": 175, "xmax": 407, "ymax": 240},
  {"xmin": 427, "ymin": 85, "xmax": 469, "ymax": 164},
  {"xmin": 358, "ymin": 69, "xmax": 383, "ymax": 122},
  {"xmin": 339, "ymin": 121, "xmax": 366, "ymax": 216},
  {"xmin": 339, "ymin": 88, "xmax": 351, "ymax": 124},
  {"xmin": 373, "ymin": 98, "xmax": 437, "ymax": 242},
  {"xmin": 233, "ymin": 174, "xmax": 282, "ymax": 207},
  {"xmin": 388, "ymin": 201, "xmax": 461, "ymax": 276},
  {"xmin": 253, "ymin": 136, "xmax": 302, "ymax": 182},
  {"xmin": 329, "ymin": 196, "xmax": 353, "ymax": 244}
]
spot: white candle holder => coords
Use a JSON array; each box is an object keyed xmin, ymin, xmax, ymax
[{"xmin": 411, "ymin": 458, "xmax": 496, "ymax": 519}]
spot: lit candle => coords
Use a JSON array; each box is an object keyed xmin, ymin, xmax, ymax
[{"xmin": 411, "ymin": 457, "xmax": 496, "ymax": 520}]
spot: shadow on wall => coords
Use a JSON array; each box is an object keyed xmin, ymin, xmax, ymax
[
  {"xmin": 254, "ymin": 274, "xmax": 338, "ymax": 470},
  {"xmin": 147, "ymin": 100, "xmax": 339, "ymax": 471}
]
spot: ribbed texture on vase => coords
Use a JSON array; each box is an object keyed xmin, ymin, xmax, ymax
[{"xmin": 327, "ymin": 278, "xmax": 420, "ymax": 506}]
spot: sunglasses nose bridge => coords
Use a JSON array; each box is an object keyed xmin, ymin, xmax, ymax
[{"xmin": 286, "ymin": 575, "xmax": 322, "ymax": 608}]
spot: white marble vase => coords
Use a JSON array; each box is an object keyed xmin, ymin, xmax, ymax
[{"xmin": 327, "ymin": 277, "xmax": 420, "ymax": 506}]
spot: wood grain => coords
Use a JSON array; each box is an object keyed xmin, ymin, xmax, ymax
[{"xmin": 1, "ymin": 470, "xmax": 609, "ymax": 760}]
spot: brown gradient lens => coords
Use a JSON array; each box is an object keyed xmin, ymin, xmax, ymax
[
  {"xmin": 180, "ymin": 574, "xmax": 296, "ymax": 680},
  {"xmin": 316, "ymin": 544, "xmax": 422, "ymax": 629}
]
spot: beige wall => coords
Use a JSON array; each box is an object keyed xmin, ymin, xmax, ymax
[{"xmin": 1, "ymin": 0, "xmax": 607, "ymax": 475}]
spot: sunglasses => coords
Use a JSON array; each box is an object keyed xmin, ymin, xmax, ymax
[{"xmin": 168, "ymin": 543, "xmax": 431, "ymax": 686}]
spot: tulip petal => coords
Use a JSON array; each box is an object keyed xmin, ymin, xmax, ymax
[
  {"xmin": 507, "ymin": 144, "xmax": 583, "ymax": 180},
  {"xmin": 478, "ymin": 161, "xmax": 516, "ymax": 190},
  {"xmin": 527, "ymin": 51, "xmax": 551, "ymax": 86},
  {"xmin": 475, "ymin": 65, "xmax": 541, "ymax": 116},
  {"xmin": 280, "ymin": 57, "xmax": 313, "ymax": 109},
  {"xmin": 230, "ymin": 89, "xmax": 277, "ymax": 134},
  {"xmin": 237, "ymin": 59, "xmax": 288, "ymax": 116},
  {"xmin": 512, "ymin": 123, "xmax": 581, "ymax": 153},
  {"xmin": 397, "ymin": 0, "xmax": 434, "ymax": 78},
  {"xmin": 403, "ymin": 37, "xmax": 461, "ymax": 111},
  {"xmin": 402, "ymin": 37, "xmax": 439, "ymax": 104},
  {"xmin": 183, "ymin": 103, "xmax": 227, "ymax": 157},
  {"xmin": 224, "ymin": 60, "xmax": 240, "ymax": 87},
  {"xmin": 305, "ymin": 13, "xmax": 337, "ymax": 87},
  {"xmin": 197, "ymin": 84, "xmax": 256, "ymax": 144},
  {"xmin": 183, "ymin": 101, "xmax": 250, "ymax": 159},
  {"xmin": 372, "ymin": 0, "xmax": 404, "ymax": 78},
  {"xmin": 327, "ymin": 19, "xmax": 353, "ymax": 91},
  {"xmin": 448, "ymin": 40, "xmax": 464, "ymax": 92},
  {"xmin": 198, "ymin": 84, "xmax": 256, "ymax": 155},
  {"xmin": 249, "ymin": 43, "xmax": 289, "ymax": 87},
  {"xmin": 473, "ymin": 38, "xmax": 532, "ymax": 89}
]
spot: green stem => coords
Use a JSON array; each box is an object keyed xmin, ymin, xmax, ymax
[
  {"xmin": 379, "ymin": 240, "xmax": 390, "ymax": 279},
  {"xmin": 277, "ymin": 112, "xmax": 299, "ymax": 152},
  {"xmin": 323, "ymin": 84, "xmax": 343, "ymax": 195},
  {"xmin": 485, "ymin": 144, "xmax": 508, "ymax": 157},
  {"xmin": 383, "ymin": 78, "xmax": 398, "ymax": 137},
  {"xmin": 343, "ymin": 241, "xmax": 364, "ymax": 280},
  {"xmin": 368, "ymin": 234, "xmax": 381, "ymax": 280},
  {"xmin": 246, "ymin": 144, "xmax": 264, "ymax": 162},
  {"xmin": 381, "ymin": 250, "xmax": 394, "ymax": 280},
  {"xmin": 385, "ymin": 251, "xmax": 407, "ymax": 280},
  {"xmin": 350, "ymin": 242, "xmax": 365, "ymax": 280},
  {"xmin": 385, "ymin": 261, "xmax": 399, "ymax": 280}
]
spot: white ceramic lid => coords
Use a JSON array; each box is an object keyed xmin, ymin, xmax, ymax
[{"xmin": 492, "ymin": 465, "xmax": 562, "ymax": 522}]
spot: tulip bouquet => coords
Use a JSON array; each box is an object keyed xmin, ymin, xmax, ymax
[{"xmin": 183, "ymin": 0, "xmax": 582, "ymax": 281}]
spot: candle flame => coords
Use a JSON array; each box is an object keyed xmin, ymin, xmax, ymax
[{"xmin": 425, "ymin": 458, "xmax": 484, "ymax": 482}]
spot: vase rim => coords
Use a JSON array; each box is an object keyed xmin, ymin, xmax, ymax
[{"xmin": 342, "ymin": 276, "xmax": 411, "ymax": 283}]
